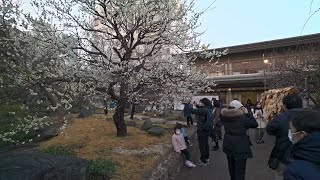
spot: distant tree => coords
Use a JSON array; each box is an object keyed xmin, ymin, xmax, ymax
[{"xmin": 267, "ymin": 44, "xmax": 320, "ymax": 107}]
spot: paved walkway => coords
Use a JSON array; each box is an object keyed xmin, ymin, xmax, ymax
[{"xmin": 174, "ymin": 128, "xmax": 275, "ymax": 180}]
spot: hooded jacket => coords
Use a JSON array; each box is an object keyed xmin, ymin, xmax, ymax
[
  {"xmin": 284, "ymin": 132, "xmax": 320, "ymax": 180},
  {"xmin": 221, "ymin": 108, "xmax": 258, "ymax": 159}
]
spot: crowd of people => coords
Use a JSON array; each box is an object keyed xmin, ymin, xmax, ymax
[{"xmin": 172, "ymin": 94, "xmax": 320, "ymax": 180}]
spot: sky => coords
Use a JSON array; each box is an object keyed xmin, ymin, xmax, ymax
[
  {"xmin": 21, "ymin": 0, "xmax": 320, "ymax": 48},
  {"xmin": 194, "ymin": 0, "xmax": 320, "ymax": 48}
]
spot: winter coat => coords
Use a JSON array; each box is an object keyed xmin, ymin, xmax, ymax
[
  {"xmin": 253, "ymin": 109, "xmax": 267, "ymax": 128},
  {"xmin": 284, "ymin": 132, "xmax": 320, "ymax": 180},
  {"xmin": 191, "ymin": 106, "xmax": 210, "ymax": 135},
  {"xmin": 214, "ymin": 107, "xmax": 223, "ymax": 127},
  {"xmin": 266, "ymin": 111, "xmax": 294, "ymax": 164},
  {"xmin": 221, "ymin": 108, "xmax": 258, "ymax": 159},
  {"xmin": 172, "ymin": 133, "xmax": 187, "ymax": 153},
  {"xmin": 183, "ymin": 104, "xmax": 192, "ymax": 117}
]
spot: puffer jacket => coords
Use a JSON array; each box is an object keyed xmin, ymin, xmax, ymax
[
  {"xmin": 221, "ymin": 108, "xmax": 258, "ymax": 159},
  {"xmin": 284, "ymin": 132, "xmax": 320, "ymax": 180}
]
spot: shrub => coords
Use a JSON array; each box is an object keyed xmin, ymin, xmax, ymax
[{"xmin": 88, "ymin": 159, "xmax": 117, "ymax": 180}]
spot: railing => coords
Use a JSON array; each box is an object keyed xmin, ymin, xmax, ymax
[{"xmin": 208, "ymin": 69, "xmax": 265, "ymax": 77}]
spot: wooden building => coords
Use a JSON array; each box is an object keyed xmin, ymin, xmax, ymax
[{"xmin": 193, "ymin": 33, "xmax": 320, "ymax": 105}]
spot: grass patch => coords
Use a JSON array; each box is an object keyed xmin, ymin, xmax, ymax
[
  {"xmin": 39, "ymin": 114, "xmax": 174, "ymax": 180},
  {"xmin": 88, "ymin": 159, "xmax": 117, "ymax": 180},
  {"xmin": 41, "ymin": 145, "xmax": 76, "ymax": 156}
]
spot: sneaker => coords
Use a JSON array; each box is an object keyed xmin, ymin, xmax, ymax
[
  {"xmin": 198, "ymin": 160, "xmax": 208, "ymax": 166},
  {"xmin": 189, "ymin": 162, "xmax": 196, "ymax": 167},
  {"xmin": 206, "ymin": 159, "xmax": 210, "ymax": 162},
  {"xmin": 260, "ymin": 140, "xmax": 265, "ymax": 143},
  {"xmin": 185, "ymin": 161, "xmax": 196, "ymax": 168}
]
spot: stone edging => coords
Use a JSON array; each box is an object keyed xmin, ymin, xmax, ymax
[{"xmin": 142, "ymin": 126, "xmax": 197, "ymax": 180}]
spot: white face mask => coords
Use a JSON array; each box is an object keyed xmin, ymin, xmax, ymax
[
  {"xmin": 288, "ymin": 129, "xmax": 293, "ymax": 142},
  {"xmin": 175, "ymin": 130, "xmax": 181, "ymax": 135},
  {"xmin": 257, "ymin": 105, "xmax": 261, "ymax": 108}
]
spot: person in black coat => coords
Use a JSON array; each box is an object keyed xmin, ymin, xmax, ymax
[
  {"xmin": 266, "ymin": 94, "xmax": 302, "ymax": 179},
  {"xmin": 221, "ymin": 100, "xmax": 258, "ymax": 180},
  {"xmin": 191, "ymin": 98, "xmax": 212, "ymax": 166},
  {"xmin": 284, "ymin": 110, "xmax": 320, "ymax": 180},
  {"xmin": 182, "ymin": 102, "xmax": 193, "ymax": 125}
]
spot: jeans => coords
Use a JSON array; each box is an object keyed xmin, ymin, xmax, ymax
[
  {"xmin": 197, "ymin": 130, "xmax": 209, "ymax": 163},
  {"xmin": 255, "ymin": 128, "xmax": 266, "ymax": 141},
  {"xmin": 227, "ymin": 156, "xmax": 247, "ymax": 180},
  {"xmin": 180, "ymin": 148, "xmax": 190, "ymax": 161},
  {"xmin": 187, "ymin": 116, "xmax": 193, "ymax": 125}
]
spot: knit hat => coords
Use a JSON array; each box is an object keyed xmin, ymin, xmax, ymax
[{"xmin": 229, "ymin": 100, "xmax": 243, "ymax": 109}]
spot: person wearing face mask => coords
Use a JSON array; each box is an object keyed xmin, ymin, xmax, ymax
[
  {"xmin": 221, "ymin": 100, "xmax": 258, "ymax": 180},
  {"xmin": 283, "ymin": 110, "xmax": 320, "ymax": 180},
  {"xmin": 266, "ymin": 94, "xmax": 303, "ymax": 180},
  {"xmin": 172, "ymin": 125, "xmax": 196, "ymax": 168},
  {"xmin": 253, "ymin": 102, "xmax": 267, "ymax": 144}
]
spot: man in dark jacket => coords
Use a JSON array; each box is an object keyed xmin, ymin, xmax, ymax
[
  {"xmin": 183, "ymin": 102, "xmax": 193, "ymax": 125},
  {"xmin": 191, "ymin": 98, "xmax": 212, "ymax": 166},
  {"xmin": 284, "ymin": 110, "xmax": 320, "ymax": 180},
  {"xmin": 221, "ymin": 100, "xmax": 258, "ymax": 180},
  {"xmin": 266, "ymin": 94, "xmax": 303, "ymax": 180}
]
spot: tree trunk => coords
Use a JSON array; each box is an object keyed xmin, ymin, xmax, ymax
[
  {"xmin": 113, "ymin": 99, "xmax": 127, "ymax": 136},
  {"xmin": 130, "ymin": 103, "xmax": 135, "ymax": 120},
  {"xmin": 112, "ymin": 82, "xmax": 128, "ymax": 136}
]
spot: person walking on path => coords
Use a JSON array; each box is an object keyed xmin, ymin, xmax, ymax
[
  {"xmin": 211, "ymin": 100, "xmax": 223, "ymax": 151},
  {"xmin": 283, "ymin": 109, "xmax": 320, "ymax": 180},
  {"xmin": 266, "ymin": 94, "xmax": 303, "ymax": 180},
  {"xmin": 191, "ymin": 98, "xmax": 213, "ymax": 166},
  {"xmin": 172, "ymin": 125, "xmax": 196, "ymax": 168},
  {"xmin": 183, "ymin": 102, "xmax": 193, "ymax": 125},
  {"xmin": 253, "ymin": 102, "xmax": 267, "ymax": 144},
  {"xmin": 221, "ymin": 100, "xmax": 258, "ymax": 180}
]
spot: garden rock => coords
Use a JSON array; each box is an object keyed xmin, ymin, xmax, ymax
[
  {"xmin": 141, "ymin": 119, "xmax": 153, "ymax": 131},
  {"xmin": 0, "ymin": 153, "xmax": 88, "ymax": 180},
  {"xmin": 126, "ymin": 121, "xmax": 137, "ymax": 127},
  {"xmin": 148, "ymin": 127, "xmax": 165, "ymax": 136},
  {"xmin": 150, "ymin": 118, "xmax": 167, "ymax": 124},
  {"xmin": 78, "ymin": 107, "xmax": 93, "ymax": 118},
  {"xmin": 141, "ymin": 116, "xmax": 151, "ymax": 121}
]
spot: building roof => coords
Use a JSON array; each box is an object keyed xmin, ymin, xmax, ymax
[{"xmin": 194, "ymin": 33, "xmax": 320, "ymax": 56}]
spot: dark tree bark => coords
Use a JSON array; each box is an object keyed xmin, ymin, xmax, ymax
[
  {"xmin": 113, "ymin": 98, "xmax": 127, "ymax": 136},
  {"xmin": 130, "ymin": 103, "xmax": 135, "ymax": 120},
  {"xmin": 112, "ymin": 82, "xmax": 128, "ymax": 136}
]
